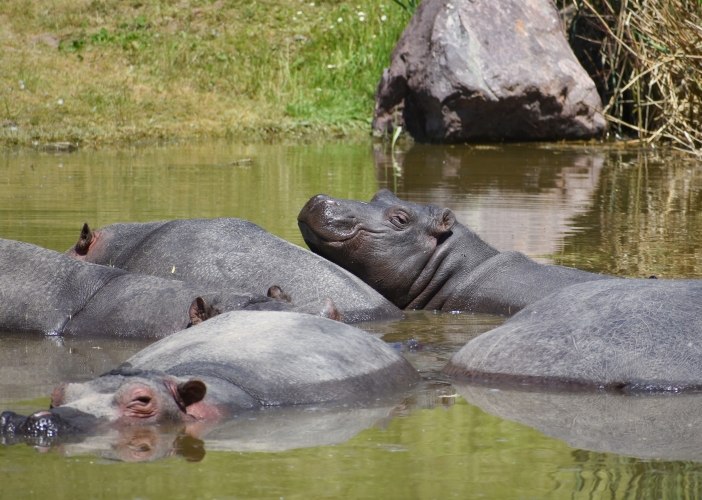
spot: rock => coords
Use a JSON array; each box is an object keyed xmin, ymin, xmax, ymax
[{"xmin": 373, "ymin": 0, "xmax": 605, "ymax": 142}]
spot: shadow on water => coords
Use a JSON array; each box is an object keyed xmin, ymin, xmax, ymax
[{"xmin": 2, "ymin": 141, "xmax": 702, "ymax": 498}]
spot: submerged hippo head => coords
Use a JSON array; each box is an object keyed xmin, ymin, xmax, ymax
[
  {"xmin": 1, "ymin": 369, "xmax": 207, "ymax": 443},
  {"xmin": 298, "ymin": 189, "xmax": 456, "ymax": 308},
  {"xmin": 52, "ymin": 369, "xmax": 207, "ymax": 425}
]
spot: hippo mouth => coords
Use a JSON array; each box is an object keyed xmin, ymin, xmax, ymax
[{"xmin": 297, "ymin": 220, "xmax": 359, "ymax": 247}]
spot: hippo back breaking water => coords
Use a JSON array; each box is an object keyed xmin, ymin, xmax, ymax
[
  {"xmin": 298, "ymin": 189, "xmax": 613, "ymax": 315},
  {"xmin": 1, "ymin": 311, "xmax": 420, "ymax": 441},
  {"xmin": 66, "ymin": 219, "xmax": 402, "ymax": 323},
  {"xmin": 443, "ymin": 279, "xmax": 702, "ymax": 391},
  {"xmin": 0, "ymin": 238, "xmax": 336, "ymax": 338}
]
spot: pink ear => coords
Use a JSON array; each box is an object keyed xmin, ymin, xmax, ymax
[
  {"xmin": 74, "ymin": 222, "xmax": 94, "ymax": 255},
  {"xmin": 166, "ymin": 379, "xmax": 207, "ymax": 411},
  {"xmin": 433, "ymin": 209, "xmax": 456, "ymax": 235},
  {"xmin": 177, "ymin": 380, "xmax": 207, "ymax": 407},
  {"xmin": 189, "ymin": 297, "xmax": 219, "ymax": 325}
]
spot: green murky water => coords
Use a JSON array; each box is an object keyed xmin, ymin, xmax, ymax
[{"xmin": 2, "ymin": 141, "xmax": 702, "ymax": 499}]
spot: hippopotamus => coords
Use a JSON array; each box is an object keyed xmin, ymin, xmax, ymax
[
  {"xmin": 443, "ymin": 279, "xmax": 702, "ymax": 391},
  {"xmin": 298, "ymin": 189, "xmax": 613, "ymax": 315},
  {"xmin": 66, "ymin": 219, "xmax": 402, "ymax": 323},
  {"xmin": 0, "ymin": 238, "xmax": 338, "ymax": 338},
  {"xmin": 0, "ymin": 311, "xmax": 420, "ymax": 441}
]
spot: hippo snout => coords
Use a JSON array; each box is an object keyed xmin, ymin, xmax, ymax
[
  {"xmin": 298, "ymin": 194, "xmax": 362, "ymax": 246},
  {"xmin": 0, "ymin": 407, "xmax": 99, "ymax": 445}
]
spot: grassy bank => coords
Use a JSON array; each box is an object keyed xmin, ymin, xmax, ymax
[{"xmin": 0, "ymin": 0, "xmax": 408, "ymax": 146}]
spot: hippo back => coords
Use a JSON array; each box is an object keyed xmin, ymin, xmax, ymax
[
  {"xmin": 0, "ymin": 239, "xmax": 125, "ymax": 334},
  {"xmin": 89, "ymin": 219, "xmax": 403, "ymax": 323},
  {"xmin": 444, "ymin": 279, "xmax": 702, "ymax": 391},
  {"xmin": 124, "ymin": 311, "xmax": 420, "ymax": 405}
]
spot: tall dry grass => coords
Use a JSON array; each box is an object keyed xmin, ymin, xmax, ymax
[{"xmin": 571, "ymin": 0, "xmax": 702, "ymax": 153}]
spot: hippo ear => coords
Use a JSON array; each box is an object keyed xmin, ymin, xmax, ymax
[
  {"xmin": 267, "ymin": 285, "xmax": 292, "ymax": 303},
  {"xmin": 177, "ymin": 380, "xmax": 207, "ymax": 408},
  {"xmin": 320, "ymin": 298, "xmax": 343, "ymax": 322},
  {"xmin": 74, "ymin": 222, "xmax": 94, "ymax": 255},
  {"xmin": 188, "ymin": 297, "xmax": 218, "ymax": 326},
  {"xmin": 433, "ymin": 209, "xmax": 456, "ymax": 236},
  {"xmin": 371, "ymin": 189, "xmax": 401, "ymax": 203}
]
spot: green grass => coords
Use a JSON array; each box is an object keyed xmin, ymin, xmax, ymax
[{"xmin": 0, "ymin": 0, "xmax": 409, "ymax": 146}]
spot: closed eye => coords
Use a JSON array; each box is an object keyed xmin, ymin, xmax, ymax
[{"xmin": 389, "ymin": 213, "xmax": 408, "ymax": 227}]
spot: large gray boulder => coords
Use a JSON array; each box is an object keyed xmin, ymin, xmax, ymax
[{"xmin": 373, "ymin": 0, "xmax": 605, "ymax": 142}]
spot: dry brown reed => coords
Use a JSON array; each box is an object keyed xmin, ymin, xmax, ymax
[{"xmin": 572, "ymin": 0, "xmax": 702, "ymax": 153}]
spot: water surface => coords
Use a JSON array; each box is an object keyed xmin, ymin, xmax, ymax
[{"xmin": 2, "ymin": 141, "xmax": 702, "ymax": 499}]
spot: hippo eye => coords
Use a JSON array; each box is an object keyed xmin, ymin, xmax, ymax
[
  {"xmin": 136, "ymin": 396, "xmax": 152, "ymax": 405},
  {"xmin": 389, "ymin": 213, "xmax": 409, "ymax": 228}
]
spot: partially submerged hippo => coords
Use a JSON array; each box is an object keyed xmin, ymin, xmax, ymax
[
  {"xmin": 66, "ymin": 219, "xmax": 403, "ymax": 323},
  {"xmin": 1, "ymin": 311, "xmax": 420, "ymax": 441},
  {"xmin": 298, "ymin": 189, "xmax": 613, "ymax": 315},
  {"xmin": 0, "ymin": 239, "xmax": 337, "ymax": 338},
  {"xmin": 443, "ymin": 279, "xmax": 702, "ymax": 391}
]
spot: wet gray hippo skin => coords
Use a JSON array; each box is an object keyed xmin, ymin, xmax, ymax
[
  {"xmin": 443, "ymin": 279, "xmax": 702, "ymax": 391},
  {"xmin": 0, "ymin": 239, "xmax": 334, "ymax": 338},
  {"xmin": 298, "ymin": 189, "xmax": 613, "ymax": 315},
  {"xmin": 66, "ymin": 219, "xmax": 403, "ymax": 323},
  {"xmin": 1, "ymin": 311, "xmax": 420, "ymax": 441}
]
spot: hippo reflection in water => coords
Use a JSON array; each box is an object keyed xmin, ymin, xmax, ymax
[
  {"xmin": 456, "ymin": 383, "xmax": 702, "ymax": 462},
  {"xmin": 66, "ymin": 218, "xmax": 403, "ymax": 323},
  {"xmin": 0, "ymin": 239, "xmax": 340, "ymax": 339},
  {"xmin": 298, "ymin": 189, "xmax": 613, "ymax": 315},
  {"xmin": 17, "ymin": 400, "xmax": 404, "ymax": 462},
  {"xmin": 0, "ymin": 311, "xmax": 420, "ymax": 443}
]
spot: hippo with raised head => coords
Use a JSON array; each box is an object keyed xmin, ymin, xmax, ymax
[
  {"xmin": 0, "ymin": 239, "xmax": 338, "ymax": 339},
  {"xmin": 443, "ymin": 279, "xmax": 702, "ymax": 391},
  {"xmin": 66, "ymin": 219, "xmax": 403, "ymax": 323},
  {"xmin": 0, "ymin": 311, "xmax": 420, "ymax": 441},
  {"xmin": 298, "ymin": 189, "xmax": 613, "ymax": 315}
]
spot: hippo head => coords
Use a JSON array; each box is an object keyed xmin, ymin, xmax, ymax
[
  {"xmin": 298, "ymin": 189, "xmax": 456, "ymax": 308},
  {"xmin": 1, "ymin": 368, "xmax": 207, "ymax": 444},
  {"xmin": 51, "ymin": 368, "xmax": 207, "ymax": 425}
]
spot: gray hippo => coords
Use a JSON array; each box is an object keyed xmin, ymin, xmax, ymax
[
  {"xmin": 0, "ymin": 239, "xmax": 338, "ymax": 338},
  {"xmin": 0, "ymin": 311, "xmax": 420, "ymax": 441},
  {"xmin": 298, "ymin": 190, "xmax": 613, "ymax": 315},
  {"xmin": 66, "ymin": 219, "xmax": 403, "ymax": 323},
  {"xmin": 443, "ymin": 279, "xmax": 702, "ymax": 391}
]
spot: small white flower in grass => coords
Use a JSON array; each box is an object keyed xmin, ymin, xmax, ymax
[
  {"xmin": 19, "ymin": 80, "xmax": 25, "ymax": 90},
  {"xmin": 381, "ymin": 15, "xmax": 387, "ymax": 21},
  {"xmin": 57, "ymin": 99, "xmax": 64, "ymax": 105},
  {"xmin": 359, "ymin": 17, "xmax": 365, "ymax": 21},
  {"xmin": 297, "ymin": 11, "xmax": 302, "ymax": 14},
  {"xmin": 309, "ymin": 2, "xmax": 315, "ymax": 5},
  {"xmin": 358, "ymin": 12, "xmax": 366, "ymax": 16},
  {"xmin": 293, "ymin": 17, "xmax": 297, "ymax": 20},
  {"xmin": 316, "ymin": 88, "xmax": 322, "ymax": 92},
  {"xmin": 337, "ymin": 17, "xmax": 343, "ymax": 22},
  {"xmin": 327, "ymin": 64, "xmax": 336, "ymax": 69}
]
